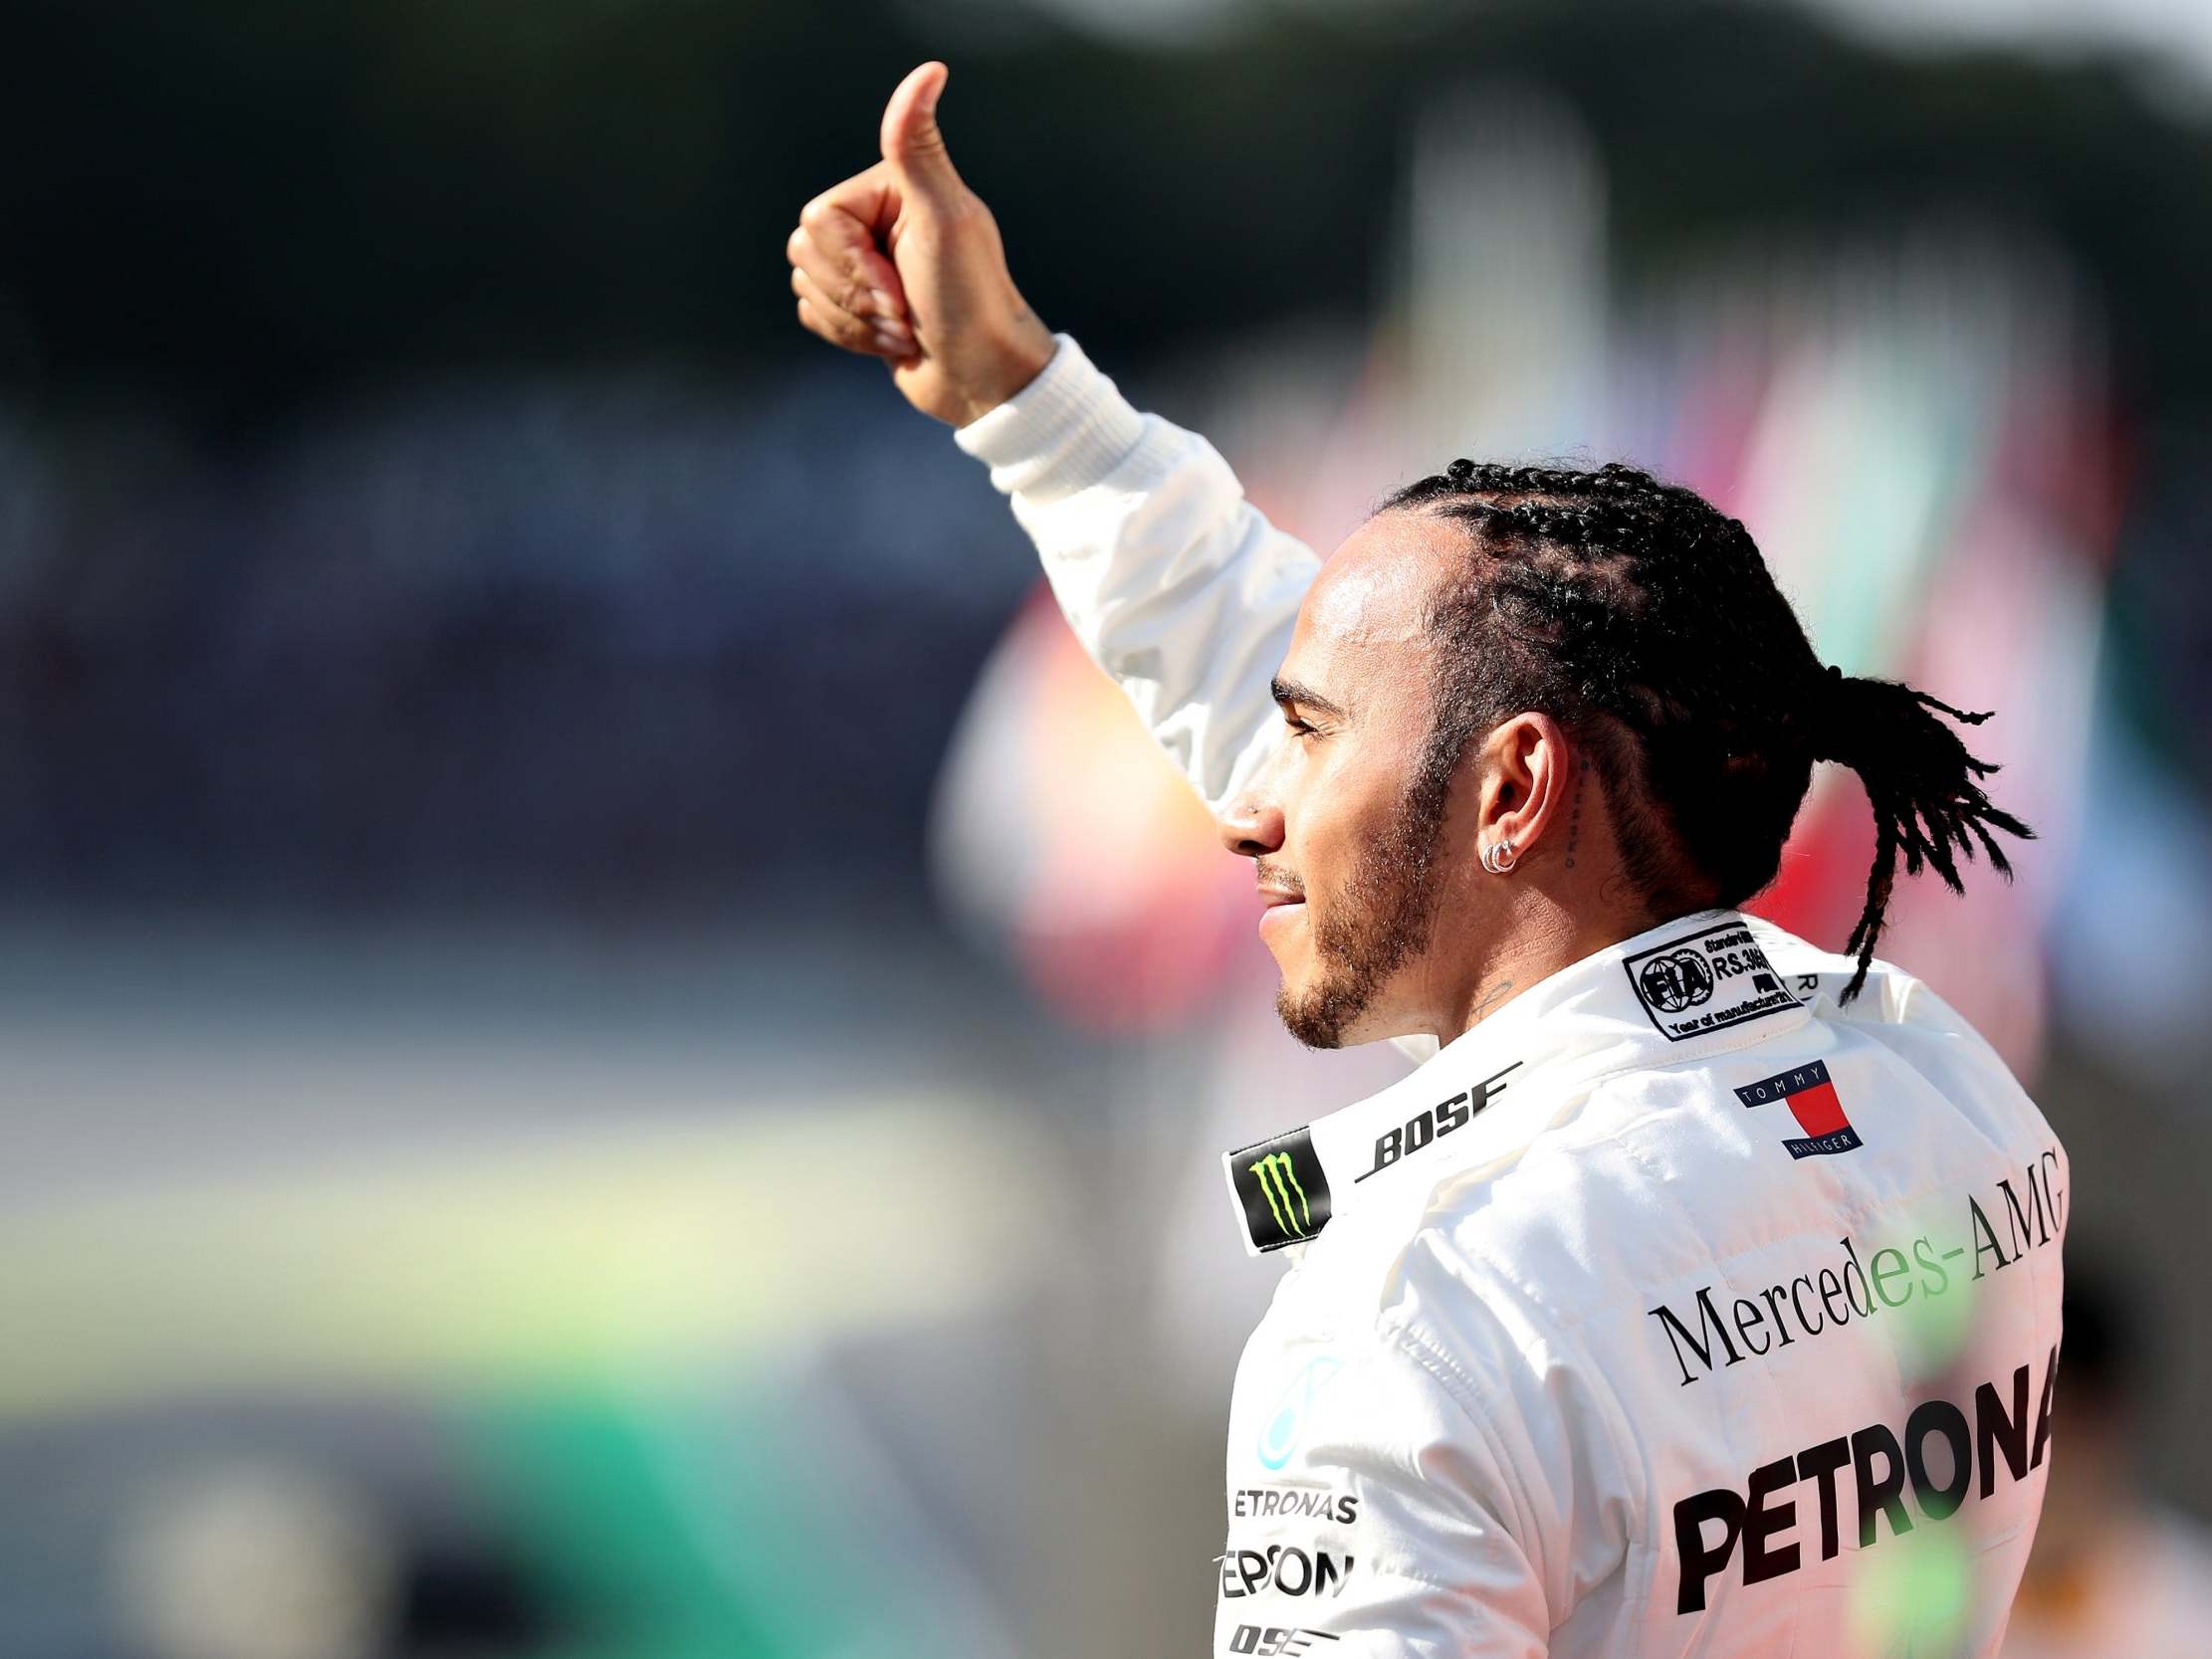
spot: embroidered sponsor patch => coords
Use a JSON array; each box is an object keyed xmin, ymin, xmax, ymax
[
  {"xmin": 1353, "ymin": 1061, "xmax": 1520, "ymax": 1184},
  {"xmin": 1734, "ymin": 1057, "xmax": 1863, "ymax": 1158},
  {"xmin": 1226, "ymin": 1127, "xmax": 1333, "ymax": 1253},
  {"xmin": 1622, "ymin": 922, "xmax": 1800, "ymax": 1041}
]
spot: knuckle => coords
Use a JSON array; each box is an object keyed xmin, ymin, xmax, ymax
[
  {"xmin": 785, "ymin": 225, "xmax": 808, "ymax": 262},
  {"xmin": 795, "ymin": 273, "xmax": 855, "ymax": 337},
  {"xmin": 797, "ymin": 196, "xmax": 836, "ymax": 234},
  {"xmin": 803, "ymin": 299, "xmax": 863, "ymax": 351}
]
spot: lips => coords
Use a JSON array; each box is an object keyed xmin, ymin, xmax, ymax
[
  {"xmin": 1253, "ymin": 864, "xmax": 1306, "ymax": 942},
  {"xmin": 1257, "ymin": 887, "xmax": 1306, "ymax": 943}
]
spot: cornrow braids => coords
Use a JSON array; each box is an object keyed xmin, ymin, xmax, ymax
[{"xmin": 1376, "ymin": 459, "xmax": 2033, "ymax": 1002}]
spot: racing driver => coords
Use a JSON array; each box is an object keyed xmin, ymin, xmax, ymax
[{"xmin": 786, "ymin": 61, "xmax": 2069, "ymax": 1658}]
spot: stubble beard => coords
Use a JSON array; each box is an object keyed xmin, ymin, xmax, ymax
[{"xmin": 1275, "ymin": 757, "xmax": 1459, "ymax": 1050}]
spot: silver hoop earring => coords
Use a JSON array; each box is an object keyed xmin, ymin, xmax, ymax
[{"xmin": 1483, "ymin": 838, "xmax": 1517, "ymax": 876}]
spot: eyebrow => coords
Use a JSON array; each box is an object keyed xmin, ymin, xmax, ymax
[{"xmin": 1270, "ymin": 676, "xmax": 1348, "ymax": 720}]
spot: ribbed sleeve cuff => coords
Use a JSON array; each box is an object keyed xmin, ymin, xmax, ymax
[{"xmin": 952, "ymin": 332, "xmax": 1149, "ymax": 502}]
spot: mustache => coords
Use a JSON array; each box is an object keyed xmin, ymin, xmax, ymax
[{"xmin": 1252, "ymin": 860, "xmax": 1306, "ymax": 900}]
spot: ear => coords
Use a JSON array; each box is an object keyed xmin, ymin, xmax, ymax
[{"xmin": 1476, "ymin": 714, "xmax": 1575, "ymax": 863}]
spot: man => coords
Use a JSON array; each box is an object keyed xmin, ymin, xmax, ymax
[{"xmin": 787, "ymin": 62, "xmax": 2068, "ymax": 1657}]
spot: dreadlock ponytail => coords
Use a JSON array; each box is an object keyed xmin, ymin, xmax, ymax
[
  {"xmin": 1377, "ymin": 458, "xmax": 2034, "ymax": 1006},
  {"xmin": 1805, "ymin": 665, "xmax": 2035, "ymax": 1003}
]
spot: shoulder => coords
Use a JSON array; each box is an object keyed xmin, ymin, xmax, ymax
[
  {"xmin": 1294, "ymin": 1078, "xmax": 1690, "ymax": 1521},
  {"xmin": 1323, "ymin": 967, "xmax": 2050, "ymax": 1364},
  {"xmin": 1740, "ymin": 917, "xmax": 2057, "ymax": 1161},
  {"xmin": 1310, "ymin": 1032, "xmax": 1757, "ymax": 1351},
  {"xmin": 1739, "ymin": 914, "xmax": 1988, "ymax": 1046},
  {"xmin": 1738, "ymin": 914, "xmax": 1921, "ymax": 1021}
]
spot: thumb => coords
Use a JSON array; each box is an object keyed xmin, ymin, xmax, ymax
[{"xmin": 880, "ymin": 61, "xmax": 964, "ymax": 201}]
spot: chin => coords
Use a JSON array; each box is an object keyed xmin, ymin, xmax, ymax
[
  {"xmin": 1274, "ymin": 984, "xmax": 1346, "ymax": 1051},
  {"xmin": 1273, "ymin": 969, "xmax": 1377, "ymax": 1052},
  {"xmin": 1272, "ymin": 957, "xmax": 1421, "ymax": 1052}
]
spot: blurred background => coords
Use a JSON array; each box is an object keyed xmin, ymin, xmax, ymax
[{"xmin": 4, "ymin": 1, "xmax": 2210, "ymax": 1655}]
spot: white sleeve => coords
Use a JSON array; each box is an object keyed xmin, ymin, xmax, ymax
[
  {"xmin": 953, "ymin": 332, "xmax": 1320, "ymax": 817},
  {"xmin": 1218, "ymin": 1334, "xmax": 1551, "ymax": 1656}
]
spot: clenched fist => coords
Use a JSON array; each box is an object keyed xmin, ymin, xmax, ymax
[{"xmin": 785, "ymin": 62, "xmax": 1057, "ymax": 428}]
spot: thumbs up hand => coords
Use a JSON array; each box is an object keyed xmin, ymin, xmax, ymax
[{"xmin": 786, "ymin": 62, "xmax": 1057, "ymax": 427}]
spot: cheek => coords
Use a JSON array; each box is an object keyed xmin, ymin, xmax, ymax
[
  {"xmin": 1280, "ymin": 763, "xmax": 1397, "ymax": 967},
  {"xmin": 1287, "ymin": 748, "xmax": 1402, "ymax": 882}
]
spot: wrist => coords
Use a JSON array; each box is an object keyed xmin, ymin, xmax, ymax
[
  {"xmin": 951, "ymin": 331, "xmax": 1150, "ymax": 501},
  {"xmin": 955, "ymin": 318, "xmax": 1058, "ymax": 428}
]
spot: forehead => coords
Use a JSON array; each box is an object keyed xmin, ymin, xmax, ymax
[{"xmin": 1282, "ymin": 510, "xmax": 1465, "ymax": 699}]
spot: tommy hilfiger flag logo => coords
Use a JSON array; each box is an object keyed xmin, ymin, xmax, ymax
[{"xmin": 1733, "ymin": 1059, "xmax": 1863, "ymax": 1159}]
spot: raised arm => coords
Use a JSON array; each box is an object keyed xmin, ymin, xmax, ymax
[
  {"xmin": 783, "ymin": 61, "xmax": 1312, "ymax": 812},
  {"xmin": 952, "ymin": 334, "xmax": 1318, "ymax": 812}
]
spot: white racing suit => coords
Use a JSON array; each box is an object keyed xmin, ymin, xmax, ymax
[{"xmin": 953, "ymin": 333, "xmax": 2068, "ymax": 1657}]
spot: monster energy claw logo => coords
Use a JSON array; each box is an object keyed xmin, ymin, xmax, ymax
[
  {"xmin": 1228, "ymin": 1125, "xmax": 1333, "ymax": 1252},
  {"xmin": 1250, "ymin": 1151, "xmax": 1312, "ymax": 1237}
]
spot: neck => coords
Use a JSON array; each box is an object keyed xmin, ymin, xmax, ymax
[{"xmin": 1433, "ymin": 890, "xmax": 1673, "ymax": 1042}]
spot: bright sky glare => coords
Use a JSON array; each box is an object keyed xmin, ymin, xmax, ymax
[{"xmin": 989, "ymin": 0, "xmax": 2212, "ymax": 100}]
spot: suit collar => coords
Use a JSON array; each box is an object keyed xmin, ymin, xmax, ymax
[{"xmin": 1222, "ymin": 908, "xmax": 1811, "ymax": 1255}]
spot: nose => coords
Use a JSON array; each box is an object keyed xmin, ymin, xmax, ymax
[{"xmin": 1217, "ymin": 792, "xmax": 1285, "ymax": 861}]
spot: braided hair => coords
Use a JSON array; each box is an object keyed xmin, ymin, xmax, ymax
[{"xmin": 1376, "ymin": 459, "xmax": 2032, "ymax": 1002}]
